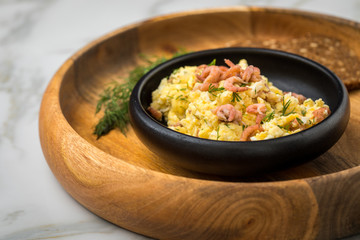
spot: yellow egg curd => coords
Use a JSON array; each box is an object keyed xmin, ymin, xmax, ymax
[{"xmin": 148, "ymin": 59, "xmax": 330, "ymax": 141}]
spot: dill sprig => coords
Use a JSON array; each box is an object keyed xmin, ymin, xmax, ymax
[
  {"xmin": 94, "ymin": 50, "xmax": 187, "ymax": 139},
  {"xmin": 208, "ymin": 59, "xmax": 216, "ymax": 66},
  {"xmin": 208, "ymin": 84, "xmax": 225, "ymax": 96},
  {"xmin": 296, "ymin": 117, "xmax": 304, "ymax": 125},
  {"xmin": 262, "ymin": 111, "xmax": 275, "ymax": 123},
  {"xmin": 216, "ymin": 125, "xmax": 221, "ymax": 140},
  {"xmin": 282, "ymin": 97, "xmax": 296, "ymax": 116},
  {"xmin": 231, "ymin": 92, "xmax": 242, "ymax": 102}
]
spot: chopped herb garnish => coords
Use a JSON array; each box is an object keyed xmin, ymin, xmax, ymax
[
  {"xmin": 231, "ymin": 92, "xmax": 242, "ymax": 102},
  {"xmin": 301, "ymin": 109, "xmax": 307, "ymax": 116},
  {"xmin": 208, "ymin": 84, "xmax": 225, "ymax": 96},
  {"xmin": 281, "ymin": 97, "xmax": 296, "ymax": 116},
  {"xmin": 94, "ymin": 49, "xmax": 187, "ymax": 138},
  {"xmin": 209, "ymin": 59, "xmax": 216, "ymax": 66},
  {"xmin": 296, "ymin": 117, "xmax": 304, "ymax": 125},
  {"xmin": 262, "ymin": 111, "xmax": 275, "ymax": 123},
  {"xmin": 277, "ymin": 124, "xmax": 290, "ymax": 131},
  {"xmin": 216, "ymin": 125, "xmax": 221, "ymax": 140},
  {"xmin": 175, "ymin": 93, "xmax": 188, "ymax": 101},
  {"xmin": 172, "ymin": 68, "xmax": 181, "ymax": 74}
]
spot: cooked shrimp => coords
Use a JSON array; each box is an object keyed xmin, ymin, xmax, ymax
[
  {"xmin": 241, "ymin": 65, "xmax": 261, "ymax": 82},
  {"xmin": 223, "ymin": 59, "xmax": 243, "ymax": 79},
  {"xmin": 169, "ymin": 122, "xmax": 182, "ymax": 127},
  {"xmin": 219, "ymin": 66, "xmax": 229, "ymax": 71},
  {"xmin": 147, "ymin": 107, "xmax": 162, "ymax": 121},
  {"xmin": 285, "ymin": 92, "xmax": 307, "ymax": 104},
  {"xmin": 312, "ymin": 106, "xmax": 331, "ymax": 123},
  {"xmin": 240, "ymin": 124, "xmax": 264, "ymax": 141},
  {"xmin": 224, "ymin": 59, "xmax": 236, "ymax": 68},
  {"xmin": 196, "ymin": 65, "xmax": 221, "ymax": 84},
  {"xmin": 246, "ymin": 103, "xmax": 266, "ymax": 114},
  {"xmin": 224, "ymin": 76, "xmax": 249, "ymax": 92},
  {"xmin": 289, "ymin": 118, "xmax": 306, "ymax": 131},
  {"xmin": 246, "ymin": 103, "xmax": 266, "ymax": 124},
  {"xmin": 195, "ymin": 64, "xmax": 208, "ymax": 80},
  {"xmin": 213, "ymin": 104, "xmax": 242, "ymax": 123},
  {"xmin": 194, "ymin": 82, "xmax": 219, "ymax": 91},
  {"xmin": 218, "ymin": 66, "xmax": 230, "ymax": 80}
]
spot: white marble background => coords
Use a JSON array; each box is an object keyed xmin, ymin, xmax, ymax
[{"xmin": 1, "ymin": 0, "xmax": 360, "ymax": 239}]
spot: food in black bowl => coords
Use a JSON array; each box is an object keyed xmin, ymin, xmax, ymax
[{"xmin": 129, "ymin": 48, "xmax": 350, "ymax": 177}]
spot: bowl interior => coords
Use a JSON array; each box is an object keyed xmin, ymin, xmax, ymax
[{"xmin": 139, "ymin": 48, "xmax": 342, "ymax": 125}]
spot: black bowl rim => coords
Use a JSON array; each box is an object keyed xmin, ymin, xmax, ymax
[{"xmin": 131, "ymin": 47, "xmax": 349, "ymax": 146}]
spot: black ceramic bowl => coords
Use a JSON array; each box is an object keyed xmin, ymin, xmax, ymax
[{"xmin": 129, "ymin": 48, "xmax": 350, "ymax": 177}]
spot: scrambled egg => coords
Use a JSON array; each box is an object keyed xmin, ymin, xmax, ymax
[{"xmin": 149, "ymin": 59, "xmax": 330, "ymax": 141}]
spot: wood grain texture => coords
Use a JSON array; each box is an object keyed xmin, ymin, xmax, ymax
[{"xmin": 39, "ymin": 7, "xmax": 360, "ymax": 239}]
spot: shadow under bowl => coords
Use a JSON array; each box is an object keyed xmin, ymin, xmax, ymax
[{"xmin": 129, "ymin": 47, "xmax": 350, "ymax": 177}]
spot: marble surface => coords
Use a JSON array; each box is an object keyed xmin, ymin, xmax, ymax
[{"xmin": 1, "ymin": 0, "xmax": 360, "ymax": 239}]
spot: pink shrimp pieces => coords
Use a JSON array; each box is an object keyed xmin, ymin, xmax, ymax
[
  {"xmin": 196, "ymin": 65, "xmax": 221, "ymax": 83},
  {"xmin": 223, "ymin": 59, "xmax": 242, "ymax": 79},
  {"xmin": 195, "ymin": 65, "xmax": 222, "ymax": 91},
  {"xmin": 312, "ymin": 106, "xmax": 331, "ymax": 123},
  {"xmin": 289, "ymin": 118, "xmax": 305, "ymax": 131},
  {"xmin": 241, "ymin": 65, "xmax": 261, "ymax": 82},
  {"xmin": 246, "ymin": 103, "xmax": 266, "ymax": 124},
  {"xmin": 194, "ymin": 81, "xmax": 219, "ymax": 91},
  {"xmin": 147, "ymin": 107, "xmax": 162, "ymax": 121},
  {"xmin": 223, "ymin": 76, "xmax": 249, "ymax": 92},
  {"xmin": 240, "ymin": 124, "xmax": 264, "ymax": 141},
  {"xmin": 213, "ymin": 104, "xmax": 242, "ymax": 124},
  {"xmin": 285, "ymin": 92, "xmax": 307, "ymax": 104}
]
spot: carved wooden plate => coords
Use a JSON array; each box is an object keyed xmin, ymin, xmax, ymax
[{"xmin": 39, "ymin": 7, "xmax": 360, "ymax": 239}]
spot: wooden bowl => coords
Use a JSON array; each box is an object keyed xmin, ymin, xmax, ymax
[{"xmin": 39, "ymin": 7, "xmax": 360, "ymax": 239}]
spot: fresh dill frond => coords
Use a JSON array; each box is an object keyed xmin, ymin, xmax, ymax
[
  {"xmin": 94, "ymin": 50, "xmax": 187, "ymax": 139},
  {"xmin": 231, "ymin": 92, "xmax": 242, "ymax": 102},
  {"xmin": 208, "ymin": 59, "xmax": 216, "ymax": 66},
  {"xmin": 281, "ymin": 97, "xmax": 296, "ymax": 116},
  {"xmin": 208, "ymin": 84, "xmax": 225, "ymax": 96},
  {"xmin": 262, "ymin": 111, "xmax": 275, "ymax": 123},
  {"xmin": 176, "ymin": 94, "xmax": 183, "ymax": 100},
  {"xmin": 296, "ymin": 117, "xmax": 304, "ymax": 125},
  {"xmin": 278, "ymin": 123, "xmax": 290, "ymax": 131}
]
